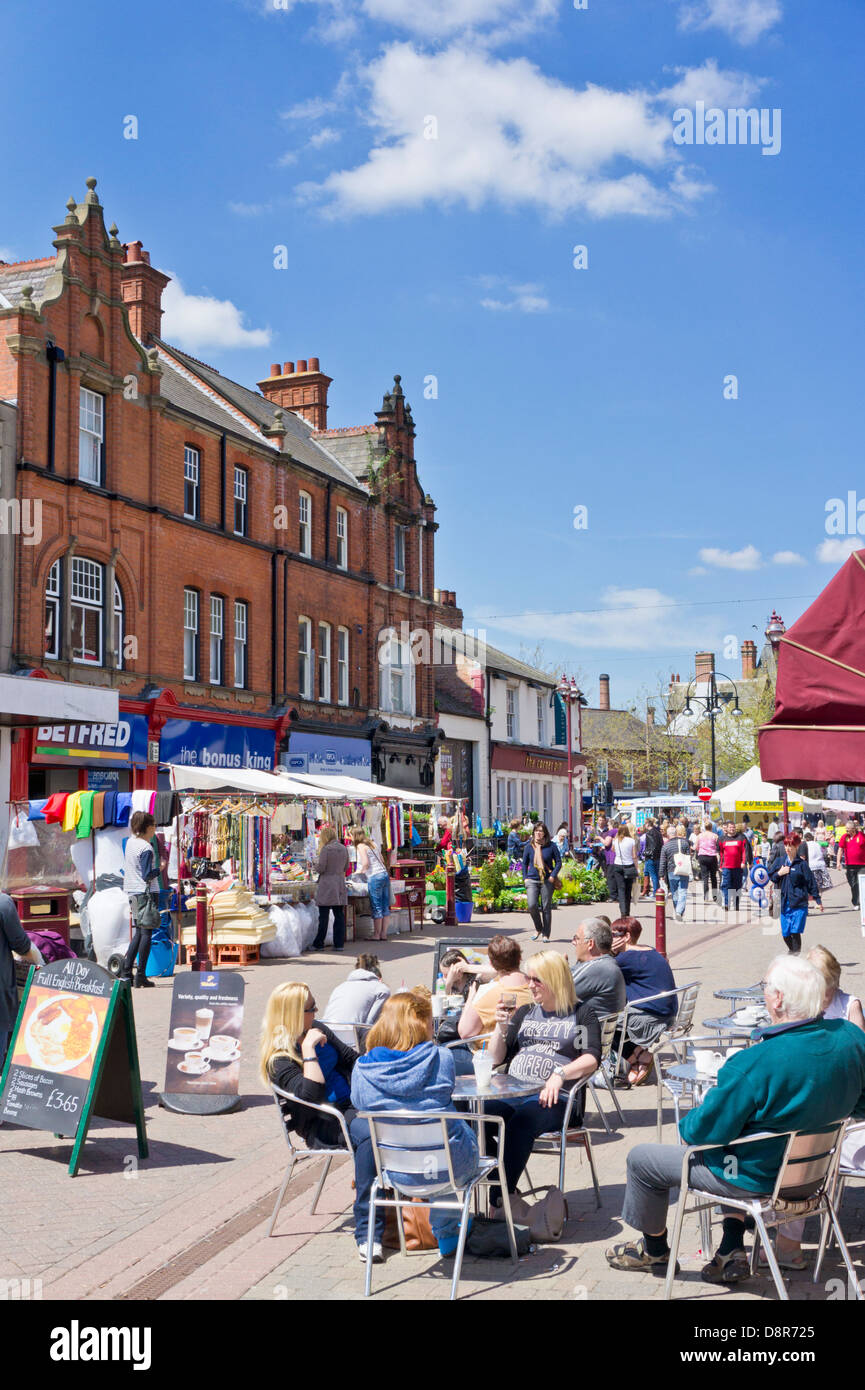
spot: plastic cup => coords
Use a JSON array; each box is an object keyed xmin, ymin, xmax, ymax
[{"xmin": 472, "ymin": 1052, "xmax": 494, "ymax": 1090}]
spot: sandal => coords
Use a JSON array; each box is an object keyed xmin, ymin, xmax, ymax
[
  {"xmin": 758, "ymin": 1246, "xmax": 807, "ymax": 1271},
  {"xmin": 605, "ymin": 1238, "xmax": 678, "ymax": 1275},
  {"xmin": 701, "ymin": 1248, "xmax": 750, "ymax": 1284},
  {"xmin": 627, "ymin": 1058, "xmax": 656, "ymax": 1087}
]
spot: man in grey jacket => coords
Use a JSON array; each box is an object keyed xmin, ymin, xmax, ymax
[
  {"xmin": 570, "ymin": 918, "xmax": 627, "ymax": 1017},
  {"xmin": 321, "ymin": 955, "xmax": 390, "ymax": 1038}
]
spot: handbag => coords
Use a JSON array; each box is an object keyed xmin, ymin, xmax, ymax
[
  {"xmin": 466, "ymin": 1216, "xmax": 532, "ymax": 1258},
  {"xmin": 381, "ymin": 1198, "xmax": 437, "ymax": 1250},
  {"xmin": 134, "ymin": 893, "xmax": 160, "ymax": 930},
  {"xmin": 672, "ymin": 842, "xmax": 691, "ymax": 877},
  {"xmin": 527, "ymin": 1184, "xmax": 568, "ymax": 1243}
]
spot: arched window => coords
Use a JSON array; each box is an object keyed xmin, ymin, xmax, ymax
[{"xmin": 44, "ymin": 559, "xmax": 124, "ymax": 668}]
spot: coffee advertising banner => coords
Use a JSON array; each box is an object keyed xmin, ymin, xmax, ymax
[{"xmin": 163, "ymin": 972, "xmax": 245, "ymax": 1099}]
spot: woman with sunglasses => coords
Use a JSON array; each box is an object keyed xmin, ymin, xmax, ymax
[{"xmin": 483, "ymin": 951, "xmax": 601, "ymax": 1217}]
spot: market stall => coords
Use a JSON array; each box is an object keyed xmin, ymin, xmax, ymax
[{"xmin": 711, "ymin": 765, "xmax": 821, "ymax": 823}]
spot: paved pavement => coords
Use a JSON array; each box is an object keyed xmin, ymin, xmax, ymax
[{"xmin": 3, "ymin": 871, "xmax": 865, "ymax": 1303}]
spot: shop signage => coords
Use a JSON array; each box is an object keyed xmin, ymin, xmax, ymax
[
  {"xmin": 491, "ymin": 745, "xmax": 570, "ymax": 777},
  {"xmin": 160, "ymin": 719, "xmax": 275, "ymax": 770},
  {"xmin": 0, "ymin": 959, "xmax": 147, "ymax": 1177},
  {"xmin": 87, "ymin": 768, "xmax": 120, "ymax": 791},
  {"xmin": 734, "ymin": 798, "xmax": 803, "ymax": 814},
  {"xmin": 162, "ymin": 972, "xmax": 245, "ymax": 1100},
  {"xmin": 284, "ymin": 732, "xmax": 371, "ymax": 780},
  {"xmin": 32, "ymin": 714, "xmax": 149, "ymax": 769}
]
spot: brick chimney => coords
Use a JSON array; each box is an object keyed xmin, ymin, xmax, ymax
[
  {"xmin": 741, "ymin": 639, "xmax": 757, "ymax": 679},
  {"xmin": 120, "ymin": 241, "xmax": 171, "ymax": 344},
  {"xmin": 599, "ymin": 674, "xmax": 610, "ymax": 710},
  {"xmin": 694, "ymin": 651, "xmax": 715, "ymax": 683},
  {"xmin": 646, "ymin": 704, "xmax": 655, "ymax": 726},
  {"xmin": 258, "ymin": 357, "xmax": 332, "ymax": 431}
]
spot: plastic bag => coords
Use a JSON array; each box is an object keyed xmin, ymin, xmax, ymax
[{"xmin": 7, "ymin": 810, "xmax": 39, "ymax": 849}]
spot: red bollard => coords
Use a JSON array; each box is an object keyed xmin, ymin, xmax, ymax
[
  {"xmin": 190, "ymin": 882, "xmax": 213, "ymax": 973},
  {"xmin": 445, "ymin": 865, "xmax": 456, "ymax": 927},
  {"xmin": 654, "ymin": 887, "xmax": 667, "ymax": 959}
]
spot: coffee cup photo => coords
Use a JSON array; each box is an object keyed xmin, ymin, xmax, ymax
[
  {"xmin": 173, "ymin": 1027, "xmax": 198, "ymax": 1047},
  {"xmin": 209, "ymin": 1035, "xmax": 237, "ymax": 1058}
]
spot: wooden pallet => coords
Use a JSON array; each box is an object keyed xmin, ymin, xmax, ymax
[{"xmin": 212, "ymin": 942, "xmax": 261, "ymax": 966}]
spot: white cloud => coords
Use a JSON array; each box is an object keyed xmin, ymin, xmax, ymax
[
  {"xmin": 678, "ymin": 0, "xmax": 782, "ymax": 45},
  {"xmin": 309, "ymin": 127, "xmax": 342, "ymax": 148},
  {"xmin": 771, "ymin": 550, "xmax": 806, "ymax": 566},
  {"xmin": 300, "ymin": 45, "xmax": 737, "ymax": 219},
  {"xmin": 689, "ymin": 565, "xmax": 708, "ymax": 576},
  {"xmin": 816, "ymin": 538, "xmax": 863, "ymax": 565},
  {"xmin": 277, "ymin": 151, "xmax": 300, "ymax": 167},
  {"xmin": 479, "ymin": 278, "xmax": 550, "ymax": 312},
  {"xmin": 281, "ymin": 96, "xmax": 338, "ymax": 121},
  {"xmin": 161, "ymin": 276, "xmax": 271, "ymax": 350},
  {"xmin": 698, "ymin": 544, "xmax": 762, "ymax": 570},
  {"xmin": 477, "ymin": 587, "xmax": 720, "ymax": 652},
  {"xmin": 0, "ymin": 246, "xmax": 16, "ymax": 262},
  {"xmin": 659, "ymin": 57, "xmax": 765, "ymax": 109},
  {"xmin": 361, "ymin": 0, "xmax": 557, "ymax": 43},
  {"xmin": 228, "ymin": 201, "xmax": 271, "ymax": 216}
]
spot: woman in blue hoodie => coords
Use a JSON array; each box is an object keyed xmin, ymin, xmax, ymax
[{"xmin": 351, "ymin": 991, "xmax": 481, "ymax": 1257}]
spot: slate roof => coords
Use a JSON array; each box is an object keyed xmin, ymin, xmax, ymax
[
  {"xmin": 317, "ymin": 426, "xmax": 378, "ymax": 480},
  {"xmin": 582, "ymin": 707, "xmax": 695, "ymax": 754},
  {"xmin": 155, "ymin": 340, "xmax": 365, "ymax": 490},
  {"xmin": 0, "ymin": 259, "xmax": 56, "ymax": 309}
]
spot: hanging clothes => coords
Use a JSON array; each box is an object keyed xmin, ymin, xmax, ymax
[
  {"xmin": 131, "ymin": 789, "xmax": 152, "ymax": 815},
  {"xmin": 75, "ymin": 791, "xmax": 96, "ymax": 838},
  {"xmin": 102, "ymin": 790, "xmax": 118, "ymax": 827},
  {"xmin": 43, "ymin": 793, "xmax": 68, "ymax": 825},
  {"xmin": 154, "ymin": 790, "xmax": 176, "ymax": 826},
  {"xmin": 91, "ymin": 792, "xmax": 106, "ymax": 830},
  {"xmin": 61, "ymin": 792, "xmax": 83, "ymax": 833},
  {"xmin": 114, "ymin": 793, "xmax": 132, "ymax": 826},
  {"xmin": 27, "ymin": 798, "xmax": 49, "ymax": 822}
]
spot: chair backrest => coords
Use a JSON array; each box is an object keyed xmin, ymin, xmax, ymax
[
  {"xmin": 771, "ymin": 1122, "xmax": 846, "ymax": 1203},
  {"xmin": 362, "ymin": 1110, "xmax": 459, "ymax": 1193},
  {"xmin": 675, "ymin": 982, "xmax": 700, "ymax": 1031},
  {"xmin": 597, "ymin": 1013, "xmax": 619, "ymax": 1061},
  {"xmin": 324, "ymin": 1021, "xmax": 372, "ymax": 1052},
  {"xmin": 270, "ymin": 1083, "xmax": 352, "ymax": 1155}
]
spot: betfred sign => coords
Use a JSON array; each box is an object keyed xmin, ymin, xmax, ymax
[
  {"xmin": 32, "ymin": 714, "xmax": 149, "ymax": 768},
  {"xmin": 698, "ymin": 786, "xmax": 713, "ymax": 802}
]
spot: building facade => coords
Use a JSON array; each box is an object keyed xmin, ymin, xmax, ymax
[{"xmin": 0, "ymin": 178, "xmax": 447, "ymax": 800}]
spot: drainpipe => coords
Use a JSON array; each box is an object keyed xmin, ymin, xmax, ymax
[
  {"xmin": 270, "ymin": 552, "xmax": 278, "ymax": 706},
  {"xmin": 46, "ymin": 343, "xmax": 65, "ymax": 473},
  {"xmin": 486, "ymin": 667, "xmax": 493, "ymax": 831},
  {"xmin": 324, "ymin": 480, "xmax": 332, "ymax": 565},
  {"xmin": 220, "ymin": 433, "xmax": 227, "ymax": 531}
]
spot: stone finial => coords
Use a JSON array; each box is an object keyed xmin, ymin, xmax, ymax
[
  {"xmin": 65, "ymin": 196, "xmax": 78, "ymax": 224},
  {"xmin": 85, "ymin": 177, "xmax": 100, "ymax": 204},
  {"xmin": 263, "ymin": 407, "xmax": 287, "ymax": 441},
  {"xmin": 19, "ymin": 285, "xmax": 35, "ymax": 311},
  {"xmin": 393, "ymin": 373, "xmax": 403, "ymax": 394},
  {"xmin": 108, "ymin": 223, "xmax": 121, "ymax": 249}
]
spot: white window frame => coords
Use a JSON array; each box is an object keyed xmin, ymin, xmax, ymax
[
  {"xmin": 597, "ymin": 757, "xmax": 608, "ymax": 783},
  {"xmin": 70, "ymin": 557, "xmax": 103, "ymax": 665},
  {"xmin": 536, "ymin": 692, "xmax": 545, "ymax": 746},
  {"xmin": 506, "ymin": 779, "xmax": 516, "ymax": 820},
  {"xmin": 496, "ymin": 778, "xmax": 505, "ymax": 821},
  {"xmin": 233, "ymin": 466, "xmax": 247, "ymax": 536},
  {"xmin": 657, "ymin": 764, "xmax": 669, "ymax": 792},
  {"xmin": 318, "ymin": 621, "xmax": 331, "ymax": 702},
  {"xmin": 623, "ymin": 761, "xmax": 634, "ymax": 791},
  {"xmin": 113, "ymin": 580, "xmax": 124, "ymax": 671},
  {"xmin": 184, "ymin": 445, "xmax": 200, "ymax": 520},
  {"xmin": 335, "ymin": 507, "xmax": 348, "ymax": 570},
  {"xmin": 298, "ymin": 616, "xmax": 312, "ymax": 698},
  {"xmin": 337, "ymin": 626, "xmax": 349, "ymax": 705},
  {"xmin": 78, "ymin": 388, "xmax": 104, "ymax": 484},
  {"xmin": 299, "ymin": 492, "xmax": 311, "ymax": 557},
  {"xmin": 506, "ymin": 687, "xmax": 518, "ymax": 741},
  {"xmin": 394, "ymin": 525, "xmax": 406, "ymax": 590},
  {"xmin": 210, "ymin": 595, "xmax": 224, "ymax": 685},
  {"xmin": 183, "ymin": 588, "xmax": 199, "ymax": 681},
  {"xmin": 379, "ymin": 628, "xmax": 414, "ymax": 714},
  {"xmin": 530, "ymin": 782, "xmax": 538, "ymax": 814},
  {"xmin": 45, "ymin": 560, "xmax": 61, "ymax": 659},
  {"xmin": 234, "ymin": 600, "xmax": 248, "ymax": 689},
  {"xmin": 542, "ymin": 781, "xmax": 552, "ymax": 826}
]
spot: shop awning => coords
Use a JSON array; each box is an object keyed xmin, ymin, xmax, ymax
[
  {"xmin": 0, "ymin": 672, "xmax": 118, "ymax": 728},
  {"xmin": 274, "ymin": 769, "xmax": 455, "ymax": 804},
  {"xmin": 166, "ymin": 763, "xmax": 333, "ymax": 798},
  {"xmin": 712, "ymin": 764, "xmax": 821, "ymax": 813},
  {"xmin": 759, "ymin": 548, "xmax": 865, "ymax": 786}
]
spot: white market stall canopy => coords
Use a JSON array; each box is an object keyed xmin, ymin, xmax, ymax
[
  {"xmin": 716, "ymin": 765, "xmax": 821, "ymax": 814},
  {"xmin": 822, "ymin": 799, "xmax": 865, "ymax": 815},
  {"xmin": 166, "ymin": 763, "xmax": 453, "ymax": 804}
]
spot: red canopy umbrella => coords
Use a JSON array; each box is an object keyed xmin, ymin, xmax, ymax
[{"xmin": 759, "ymin": 549, "xmax": 865, "ymax": 787}]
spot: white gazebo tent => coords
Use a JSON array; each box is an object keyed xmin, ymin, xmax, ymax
[
  {"xmin": 714, "ymin": 765, "xmax": 821, "ymax": 814},
  {"xmin": 167, "ymin": 763, "xmax": 455, "ymax": 804}
]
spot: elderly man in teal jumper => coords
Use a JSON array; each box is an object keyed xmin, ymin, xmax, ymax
[{"xmin": 606, "ymin": 954, "xmax": 865, "ymax": 1283}]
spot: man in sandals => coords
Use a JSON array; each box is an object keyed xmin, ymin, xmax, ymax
[{"xmin": 606, "ymin": 955, "xmax": 865, "ymax": 1283}]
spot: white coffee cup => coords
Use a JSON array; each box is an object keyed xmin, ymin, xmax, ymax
[
  {"xmin": 472, "ymin": 1053, "xmax": 494, "ymax": 1090},
  {"xmin": 183, "ymin": 1051, "xmax": 208, "ymax": 1073},
  {"xmin": 694, "ymin": 1049, "xmax": 721, "ymax": 1074},
  {"xmin": 173, "ymin": 1027, "xmax": 198, "ymax": 1048},
  {"xmin": 210, "ymin": 1034, "xmax": 236, "ymax": 1059}
]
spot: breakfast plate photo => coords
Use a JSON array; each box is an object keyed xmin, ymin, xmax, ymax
[{"xmin": 24, "ymin": 994, "xmax": 99, "ymax": 1073}]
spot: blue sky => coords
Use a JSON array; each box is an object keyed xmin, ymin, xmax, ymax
[{"xmin": 3, "ymin": 0, "xmax": 863, "ymax": 710}]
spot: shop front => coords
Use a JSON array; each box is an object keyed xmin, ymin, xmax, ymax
[
  {"xmin": 27, "ymin": 710, "xmax": 150, "ymax": 798},
  {"xmin": 282, "ymin": 730, "xmax": 371, "ymax": 780},
  {"xmin": 158, "ymin": 717, "xmax": 276, "ymax": 773},
  {"xmin": 439, "ymin": 738, "xmax": 474, "ymax": 813},
  {"xmin": 371, "ymin": 720, "xmax": 443, "ymax": 794},
  {"xmin": 491, "ymin": 744, "xmax": 585, "ymax": 830}
]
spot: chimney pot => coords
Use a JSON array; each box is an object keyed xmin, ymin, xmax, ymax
[
  {"xmin": 283, "ymin": 361, "xmax": 294, "ymax": 376},
  {"xmin": 599, "ymin": 674, "xmax": 610, "ymax": 711},
  {"xmin": 694, "ymin": 651, "xmax": 715, "ymax": 683},
  {"xmin": 270, "ymin": 363, "xmax": 281, "ymax": 378},
  {"xmin": 308, "ymin": 356, "xmax": 320, "ymax": 371},
  {"xmin": 125, "ymin": 240, "xmax": 143, "ymax": 263},
  {"xmin": 296, "ymin": 359, "xmax": 308, "ymax": 373}
]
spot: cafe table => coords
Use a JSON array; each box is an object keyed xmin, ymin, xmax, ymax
[
  {"xmin": 702, "ymin": 1012, "xmax": 767, "ymax": 1039},
  {"xmin": 713, "ymin": 985, "xmax": 764, "ymax": 1004},
  {"xmin": 452, "ymin": 1073, "xmax": 544, "ymax": 1215}
]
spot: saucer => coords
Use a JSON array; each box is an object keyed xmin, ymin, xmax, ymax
[
  {"xmin": 177, "ymin": 1061, "xmax": 210, "ymax": 1075},
  {"xmin": 203, "ymin": 1046, "xmax": 241, "ymax": 1064},
  {"xmin": 168, "ymin": 1037, "xmax": 203, "ymax": 1051}
]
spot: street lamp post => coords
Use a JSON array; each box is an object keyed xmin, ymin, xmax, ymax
[
  {"xmin": 557, "ymin": 675, "xmax": 585, "ymax": 842},
  {"xmin": 682, "ymin": 669, "xmax": 742, "ymax": 792}
]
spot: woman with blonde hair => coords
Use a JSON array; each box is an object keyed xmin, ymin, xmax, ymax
[
  {"xmin": 350, "ymin": 826, "xmax": 391, "ymax": 942},
  {"xmin": 808, "ymin": 945, "xmax": 865, "ymax": 1029},
  {"xmin": 483, "ymin": 950, "xmax": 601, "ymax": 1216},
  {"xmin": 260, "ymin": 980, "xmax": 386, "ymax": 1262},
  {"xmin": 521, "ymin": 821, "xmax": 562, "ymax": 941},
  {"xmin": 312, "ymin": 824, "xmax": 350, "ymax": 952},
  {"xmin": 351, "ymin": 991, "xmax": 482, "ymax": 1257}
]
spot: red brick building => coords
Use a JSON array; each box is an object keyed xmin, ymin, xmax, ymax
[{"xmin": 0, "ymin": 178, "xmax": 447, "ymax": 800}]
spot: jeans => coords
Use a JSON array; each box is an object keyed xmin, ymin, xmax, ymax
[
  {"xmin": 349, "ymin": 1114, "xmax": 387, "ymax": 1246},
  {"xmin": 721, "ymin": 867, "xmax": 744, "ymax": 909},
  {"xmin": 697, "ymin": 854, "xmax": 718, "ymax": 899},
  {"xmin": 668, "ymin": 874, "xmax": 688, "ymax": 916},
  {"xmin": 313, "ymin": 904, "xmax": 346, "ymax": 950},
  {"xmin": 122, "ymin": 927, "xmax": 152, "ymax": 976},
  {"xmin": 644, "ymin": 859, "xmax": 659, "ymax": 893},
  {"xmin": 621, "ymin": 1141, "xmax": 769, "ymax": 1236},
  {"xmin": 448, "ymin": 1045, "xmax": 476, "ymax": 1077},
  {"xmin": 526, "ymin": 879, "xmax": 554, "ymax": 938},
  {"xmin": 366, "ymin": 871, "xmax": 391, "ymax": 920},
  {"xmin": 612, "ymin": 865, "xmax": 637, "ymax": 916},
  {"xmin": 484, "ymin": 1093, "xmax": 572, "ymax": 1201},
  {"xmin": 846, "ymin": 866, "xmax": 863, "ymax": 907}
]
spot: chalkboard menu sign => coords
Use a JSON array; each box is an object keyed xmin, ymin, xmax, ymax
[{"xmin": 0, "ymin": 958, "xmax": 148, "ymax": 1177}]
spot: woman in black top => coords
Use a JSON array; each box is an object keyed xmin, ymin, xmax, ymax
[
  {"xmin": 260, "ymin": 980, "xmax": 358, "ymax": 1148},
  {"xmin": 521, "ymin": 822, "xmax": 562, "ymax": 941}
]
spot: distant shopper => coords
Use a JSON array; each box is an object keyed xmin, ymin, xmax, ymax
[
  {"xmin": 659, "ymin": 823, "xmax": 691, "ymax": 920},
  {"xmin": 122, "ymin": 811, "xmax": 160, "ymax": 987},
  {"xmin": 611, "ymin": 823, "xmax": 639, "ymax": 917},
  {"xmin": 838, "ymin": 821, "xmax": 865, "ymax": 907},
  {"xmin": 641, "ymin": 818, "xmax": 663, "ymax": 898},
  {"xmin": 769, "ymin": 834, "xmax": 821, "ymax": 954},
  {"xmin": 312, "ymin": 824, "xmax": 350, "ymax": 952},
  {"xmin": 521, "ymin": 822, "xmax": 561, "ymax": 941},
  {"xmin": 695, "ymin": 820, "xmax": 720, "ymax": 905},
  {"xmin": 719, "ymin": 822, "xmax": 749, "ymax": 913},
  {"xmin": 350, "ymin": 827, "xmax": 391, "ymax": 943},
  {"xmin": 506, "ymin": 819, "xmax": 523, "ymax": 863}
]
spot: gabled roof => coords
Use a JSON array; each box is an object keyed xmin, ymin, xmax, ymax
[
  {"xmin": 478, "ymin": 641, "xmax": 557, "ymax": 688},
  {"xmin": 317, "ymin": 426, "xmax": 378, "ymax": 481},
  {"xmin": 582, "ymin": 707, "xmax": 695, "ymax": 753},
  {"xmin": 0, "ymin": 258, "xmax": 56, "ymax": 309},
  {"xmin": 155, "ymin": 340, "xmax": 365, "ymax": 490}
]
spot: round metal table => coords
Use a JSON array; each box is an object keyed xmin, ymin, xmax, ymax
[
  {"xmin": 702, "ymin": 1012, "xmax": 768, "ymax": 1037},
  {"xmin": 452, "ymin": 1073, "xmax": 544, "ymax": 1214},
  {"xmin": 713, "ymin": 985, "xmax": 764, "ymax": 1004}
]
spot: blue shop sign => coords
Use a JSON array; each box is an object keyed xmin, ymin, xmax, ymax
[
  {"xmin": 33, "ymin": 713, "xmax": 149, "ymax": 769},
  {"xmin": 284, "ymin": 732, "xmax": 371, "ymax": 781},
  {"xmin": 160, "ymin": 719, "xmax": 275, "ymax": 771}
]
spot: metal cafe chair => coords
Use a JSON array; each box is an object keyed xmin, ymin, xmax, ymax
[
  {"xmin": 814, "ymin": 1120, "xmax": 865, "ymax": 1281},
  {"xmin": 268, "ymin": 1084, "xmax": 354, "ymax": 1236},
  {"xmin": 586, "ymin": 1013, "xmax": 626, "ymax": 1132},
  {"xmin": 522, "ymin": 1078, "xmax": 601, "ymax": 1208},
  {"xmin": 612, "ymin": 982, "xmax": 701, "ymax": 1081},
  {"xmin": 358, "ymin": 1108, "xmax": 518, "ymax": 1301},
  {"xmin": 321, "ymin": 1020, "xmax": 373, "ymax": 1053},
  {"xmin": 654, "ymin": 1032, "xmax": 754, "ymax": 1143},
  {"xmin": 664, "ymin": 1122, "xmax": 862, "ymax": 1301}
]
